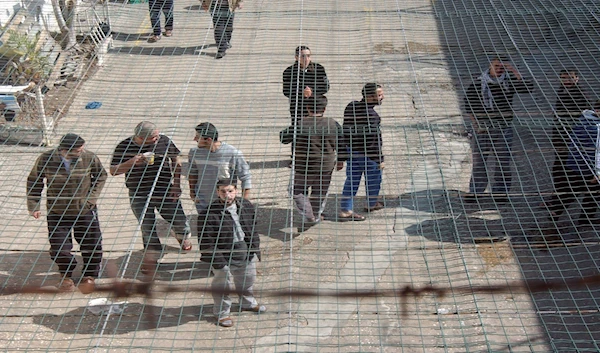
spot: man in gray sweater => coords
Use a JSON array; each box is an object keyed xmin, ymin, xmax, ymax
[
  {"xmin": 188, "ymin": 122, "xmax": 252, "ymax": 213},
  {"xmin": 280, "ymin": 96, "xmax": 344, "ymax": 225}
]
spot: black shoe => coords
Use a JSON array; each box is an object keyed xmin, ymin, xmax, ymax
[{"xmin": 215, "ymin": 51, "xmax": 226, "ymax": 59}]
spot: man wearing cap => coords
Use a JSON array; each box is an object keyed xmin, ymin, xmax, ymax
[
  {"xmin": 188, "ymin": 122, "xmax": 252, "ymax": 214},
  {"xmin": 27, "ymin": 133, "xmax": 107, "ymax": 293},
  {"xmin": 110, "ymin": 121, "xmax": 192, "ymax": 255}
]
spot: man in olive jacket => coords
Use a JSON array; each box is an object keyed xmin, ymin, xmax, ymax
[
  {"xmin": 198, "ymin": 179, "xmax": 265, "ymax": 327},
  {"xmin": 27, "ymin": 133, "xmax": 107, "ymax": 293}
]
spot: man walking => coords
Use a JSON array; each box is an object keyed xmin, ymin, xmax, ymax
[
  {"xmin": 27, "ymin": 133, "xmax": 106, "ymax": 293},
  {"xmin": 199, "ymin": 179, "xmax": 265, "ymax": 328},
  {"xmin": 202, "ymin": 0, "xmax": 243, "ymax": 59},
  {"xmin": 188, "ymin": 122, "xmax": 252, "ymax": 213},
  {"xmin": 110, "ymin": 121, "xmax": 191, "ymax": 255},
  {"xmin": 280, "ymin": 96, "xmax": 343, "ymax": 225},
  {"xmin": 544, "ymin": 100, "xmax": 600, "ymax": 233},
  {"xmin": 548, "ymin": 69, "xmax": 591, "ymax": 192},
  {"xmin": 463, "ymin": 55, "xmax": 533, "ymax": 196},
  {"xmin": 282, "ymin": 46, "xmax": 329, "ymax": 123},
  {"xmin": 338, "ymin": 83, "xmax": 385, "ymax": 221},
  {"xmin": 147, "ymin": 0, "xmax": 174, "ymax": 43}
]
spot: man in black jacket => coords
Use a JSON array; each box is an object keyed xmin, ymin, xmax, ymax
[
  {"xmin": 282, "ymin": 46, "xmax": 329, "ymax": 123},
  {"xmin": 548, "ymin": 69, "xmax": 591, "ymax": 191},
  {"xmin": 199, "ymin": 179, "xmax": 265, "ymax": 327},
  {"xmin": 463, "ymin": 55, "xmax": 533, "ymax": 196}
]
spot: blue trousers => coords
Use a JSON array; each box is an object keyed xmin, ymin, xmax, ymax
[
  {"xmin": 340, "ymin": 154, "xmax": 382, "ymax": 211},
  {"xmin": 469, "ymin": 127, "xmax": 513, "ymax": 194}
]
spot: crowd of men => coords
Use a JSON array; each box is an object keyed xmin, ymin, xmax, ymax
[
  {"xmin": 25, "ymin": 45, "xmax": 385, "ymax": 327},
  {"xmin": 24, "ymin": 43, "xmax": 600, "ymax": 327}
]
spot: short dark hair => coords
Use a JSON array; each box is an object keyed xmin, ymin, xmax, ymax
[
  {"xmin": 216, "ymin": 179, "xmax": 237, "ymax": 189},
  {"xmin": 361, "ymin": 83, "xmax": 382, "ymax": 99},
  {"xmin": 593, "ymin": 99, "xmax": 600, "ymax": 111},
  {"xmin": 195, "ymin": 122, "xmax": 219, "ymax": 141},
  {"xmin": 58, "ymin": 133, "xmax": 85, "ymax": 151},
  {"xmin": 305, "ymin": 95, "xmax": 327, "ymax": 114},
  {"xmin": 489, "ymin": 54, "xmax": 510, "ymax": 63},
  {"xmin": 295, "ymin": 45, "xmax": 310, "ymax": 57},
  {"xmin": 559, "ymin": 68, "xmax": 579, "ymax": 76}
]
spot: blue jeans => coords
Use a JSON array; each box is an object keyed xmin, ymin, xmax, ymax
[
  {"xmin": 340, "ymin": 153, "xmax": 382, "ymax": 211},
  {"xmin": 469, "ymin": 127, "xmax": 513, "ymax": 194},
  {"xmin": 149, "ymin": 0, "xmax": 173, "ymax": 36}
]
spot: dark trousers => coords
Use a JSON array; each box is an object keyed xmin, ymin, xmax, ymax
[
  {"xmin": 547, "ymin": 168, "xmax": 600, "ymax": 223},
  {"xmin": 211, "ymin": 8, "xmax": 234, "ymax": 53},
  {"xmin": 292, "ymin": 171, "xmax": 333, "ymax": 220},
  {"xmin": 47, "ymin": 209, "xmax": 103, "ymax": 279},
  {"xmin": 129, "ymin": 191, "xmax": 190, "ymax": 252},
  {"xmin": 149, "ymin": 0, "xmax": 174, "ymax": 36},
  {"xmin": 550, "ymin": 126, "xmax": 571, "ymax": 189}
]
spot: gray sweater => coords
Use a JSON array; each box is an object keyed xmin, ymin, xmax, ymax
[{"xmin": 188, "ymin": 142, "xmax": 252, "ymax": 210}]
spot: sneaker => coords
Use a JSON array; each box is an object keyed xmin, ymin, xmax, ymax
[
  {"xmin": 58, "ymin": 278, "xmax": 76, "ymax": 292},
  {"xmin": 217, "ymin": 317, "xmax": 234, "ymax": 327},
  {"xmin": 148, "ymin": 35, "xmax": 161, "ymax": 43},
  {"xmin": 164, "ymin": 30, "xmax": 173, "ymax": 37},
  {"xmin": 78, "ymin": 277, "xmax": 95, "ymax": 294},
  {"xmin": 242, "ymin": 304, "xmax": 267, "ymax": 313},
  {"xmin": 215, "ymin": 51, "xmax": 226, "ymax": 59},
  {"xmin": 226, "ymin": 42, "xmax": 232, "ymax": 49}
]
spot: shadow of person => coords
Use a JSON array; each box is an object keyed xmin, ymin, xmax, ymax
[{"xmin": 32, "ymin": 303, "xmax": 215, "ymax": 334}]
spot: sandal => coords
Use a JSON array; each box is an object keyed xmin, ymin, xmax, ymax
[
  {"xmin": 177, "ymin": 238, "xmax": 192, "ymax": 251},
  {"xmin": 338, "ymin": 212, "xmax": 366, "ymax": 222},
  {"xmin": 364, "ymin": 202, "xmax": 384, "ymax": 212}
]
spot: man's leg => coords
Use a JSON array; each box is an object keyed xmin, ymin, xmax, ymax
[
  {"xmin": 491, "ymin": 127, "xmax": 514, "ymax": 193},
  {"xmin": 292, "ymin": 172, "xmax": 315, "ymax": 221},
  {"xmin": 364, "ymin": 158, "xmax": 383, "ymax": 207},
  {"xmin": 73, "ymin": 209, "xmax": 103, "ymax": 278},
  {"xmin": 47, "ymin": 213, "xmax": 77, "ymax": 278},
  {"xmin": 232, "ymin": 256, "xmax": 259, "ymax": 310},
  {"xmin": 550, "ymin": 127, "xmax": 571, "ymax": 189},
  {"xmin": 129, "ymin": 191, "xmax": 162, "ymax": 252},
  {"xmin": 224, "ymin": 11, "xmax": 234, "ymax": 45},
  {"xmin": 212, "ymin": 265, "xmax": 234, "ymax": 320},
  {"xmin": 547, "ymin": 169, "xmax": 585, "ymax": 220},
  {"xmin": 212, "ymin": 10, "xmax": 229, "ymax": 53},
  {"xmin": 156, "ymin": 195, "xmax": 192, "ymax": 243},
  {"xmin": 469, "ymin": 131, "xmax": 491, "ymax": 194},
  {"xmin": 162, "ymin": 0, "xmax": 174, "ymax": 32},
  {"xmin": 310, "ymin": 172, "xmax": 332, "ymax": 219},
  {"xmin": 340, "ymin": 155, "xmax": 365, "ymax": 212},
  {"xmin": 148, "ymin": 0, "xmax": 162, "ymax": 36}
]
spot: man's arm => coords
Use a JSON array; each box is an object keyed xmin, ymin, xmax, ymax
[
  {"xmin": 309, "ymin": 64, "xmax": 329, "ymax": 96},
  {"xmin": 26, "ymin": 154, "xmax": 47, "ymax": 217},
  {"xmin": 199, "ymin": 212, "xmax": 228, "ymax": 268},
  {"xmin": 235, "ymin": 152, "xmax": 252, "ymax": 199},
  {"xmin": 282, "ymin": 66, "xmax": 292, "ymax": 98},
  {"xmin": 88, "ymin": 155, "xmax": 108, "ymax": 206},
  {"xmin": 110, "ymin": 154, "xmax": 143, "ymax": 176},
  {"xmin": 188, "ymin": 151, "xmax": 198, "ymax": 200}
]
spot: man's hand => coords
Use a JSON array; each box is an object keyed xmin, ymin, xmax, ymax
[
  {"xmin": 236, "ymin": 1, "xmax": 243, "ymax": 9},
  {"xmin": 589, "ymin": 176, "xmax": 599, "ymax": 184},
  {"xmin": 169, "ymin": 185, "xmax": 182, "ymax": 201},
  {"xmin": 31, "ymin": 211, "xmax": 41, "ymax": 219},
  {"xmin": 379, "ymin": 162, "xmax": 385, "ymax": 170},
  {"xmin": 503, "ymin": 63, "xmax": 522, "ymax": 80},
  {"xmin": 303, "ymin": 86, "xmax": 312, "ymax": 98},
  {"xmin": 336, "ymin": 161, "xmax": 344, "ymax": 171}
]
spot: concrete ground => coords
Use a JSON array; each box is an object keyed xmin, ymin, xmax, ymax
[{"xmin": 1, "ymin": 0, "xmax": 599, "ymax": 351}]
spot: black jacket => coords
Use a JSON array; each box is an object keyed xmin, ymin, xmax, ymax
[
  {"xmin": 554, "ymin": 85, "xmax": 591, "ymax": 124},
  {"xmin": 464, "ymin": 73, "xmax": 533, "ymax": 125},
  {"xmin": 282, "ymin": 62, "xmax": 329, "ymax": 117},
  {"xmin": 198, "ymin": 198, "xmax": 260, "ymax": 269},
  {"xmin": 340, "ymin": 99, "xmax": 384, "ymax": 164}
]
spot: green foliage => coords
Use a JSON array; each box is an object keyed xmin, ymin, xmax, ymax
[{"xmin": 4, "ymin": 30, "xmax": 52, "ymax": 83}]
